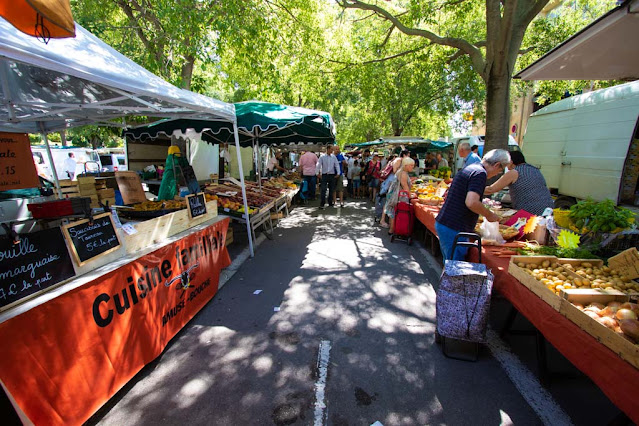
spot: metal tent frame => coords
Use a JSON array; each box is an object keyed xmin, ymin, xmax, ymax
[{"xmin": 0, "ymin": 18, "xmax": 254, "ymax": 256}]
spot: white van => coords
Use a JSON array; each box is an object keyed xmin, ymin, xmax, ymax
[
  {"xmin": 99, "ymin": 153, "xmax": 127, "ymax": 172},
  {"xmin": 31, "ymin": 146, "xmax": 102, "ymax": 181},
  {"xmin": 450, "ymin": 135, "xmax": 520, "ymax": 173},
  {"xmin": 521, "ymin": 81, "xmax": 639, "ymax": 207}
]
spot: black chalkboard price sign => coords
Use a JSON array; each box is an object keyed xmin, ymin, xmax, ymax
[
  {"xmin": 186, "ymin": 192, "xmax": 207, "ymax": 219},
  {"xmin": 0, "ymin": 227, "xmax": 75, "ymax": 310},
  {"xmin": 61, "ymin": 213, "xmax": 122, "ymax": 266}
]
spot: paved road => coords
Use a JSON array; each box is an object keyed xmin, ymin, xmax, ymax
[{"xmin": 89, "ymin": 200, "xmax": 581, "ymax": 425}]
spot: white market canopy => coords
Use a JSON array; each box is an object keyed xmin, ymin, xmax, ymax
[
  {"xmin": 515, "ymin": 0, "xmax": 639, "ymax": 81},
  {"xmin": 0, "ymin": 18, "xmax": 255, "ymax": 256},
  {"xmin": 0, "ymin": 18, "xmax": 236, "ymax": 133}
]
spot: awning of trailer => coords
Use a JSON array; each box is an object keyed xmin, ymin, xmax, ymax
[{"xmin": 514, "ymin": 0, "xmax": 639, "ymax": 81}]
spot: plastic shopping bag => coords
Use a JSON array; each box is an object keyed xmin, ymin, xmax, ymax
[{"xmin": 479, "ymin": 220, "xmax": 505, "ymax": 245}]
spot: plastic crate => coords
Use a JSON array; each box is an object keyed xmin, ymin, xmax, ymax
[{"xmin": 27, "ymin": 197, "xmax": 92, "ymax": 219}]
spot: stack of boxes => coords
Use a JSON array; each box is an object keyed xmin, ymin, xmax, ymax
[
  {"xmin": 58, "ymin": 179, "xmax": 80, "ymax": 197},
  {"xmin": 77, "ymin": 176, "xmax": 116, "ymax": 208}
]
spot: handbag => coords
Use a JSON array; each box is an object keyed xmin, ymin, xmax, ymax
[{"xmin": 379, "ymin": 162, "xmax": 394, "ymax": 180}]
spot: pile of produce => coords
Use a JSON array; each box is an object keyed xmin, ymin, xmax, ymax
[
  {"xmin": 482, "ymin": 198, "xmax": 502, "ymax": 209},
  {"xmin": 517, "ymin": 244, "xmax": 599, "ymax": 259},
  {"xmin": 562, "ymin": 262, "xmax": 639, "ymax": 292},
  {"xmin": 558, "ymin": 199, "xmax": 635, "ymax": 234},
  {"xmin": 516, "ymin": 259, "xmax": 639, "ymax": 295},
  {"xmin": 427, "ymin": 167, "xmax": 451, "ymax": 179},
  {"xmin": 264, "ymin": 177, "xmax": 297, "ymax": 190},
  {"xmin": 573, "ymin": 301, "xmax": 639, "ymax": 344},
  {"xmin": 133, "ymin": 200, "xmax": 185, "ymax": 211}
]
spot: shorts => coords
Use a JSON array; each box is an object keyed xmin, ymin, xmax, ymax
[
  {"xmin": 352, "ymin": 179, "xmax": 361, "ymax": 190},
  {"xmin": 336, "ymin": 175, "xmax": 345, "ymax": 191},
  {"xmin": 368, "ymin": 178, "xmax": 379, "ymax": 189}
]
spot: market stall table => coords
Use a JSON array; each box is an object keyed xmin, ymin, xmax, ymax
[
  {"xmin": 412, "ymin": 204, "xmax": 639, "ymax": 423},
  {"xmin": 0, "ymin": 217, "xmax": 231, "ymax": 425}
]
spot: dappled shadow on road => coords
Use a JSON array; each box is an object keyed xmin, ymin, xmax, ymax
[{"xmin": 90, "ymin": 200, "xmax": 539, "ymax": 426}]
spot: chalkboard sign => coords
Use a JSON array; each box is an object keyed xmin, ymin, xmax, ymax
[
  {"xmin": 0, "ymin": 227, "xmax": 75, "ymax": 310},
  {"xmin": 186, "ymin": 192, "xmax": 207, "ymax": 219},
  {"xmin": 62, "ymin": 213, "xmax": 122, "ymax": 266}
]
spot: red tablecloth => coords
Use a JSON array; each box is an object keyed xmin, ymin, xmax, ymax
[
  {"xmin": 413, "ymin": 207, "xmax": 639, "ymax": 422},
  {"xmin": 411, "ymin": 199, "xmax": 439, "ymax": 234}
]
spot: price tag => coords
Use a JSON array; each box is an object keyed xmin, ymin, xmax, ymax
[
  {"xmin": 224, "ymin": 208, "xmax": 230, "ymax": 212},
  {"xmin": 121, "ymin": 223, "xmax": 138, "ymax": 235},
  {"xmin": 110, "ymin": 207, "xmax": 122, "ymax": 228}
]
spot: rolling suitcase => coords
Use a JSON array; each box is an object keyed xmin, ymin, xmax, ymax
[
  {"xmin": 391, "ymin": 190, "xmax": 414, "ymax": 245},
  {"xmin": 435, "ymin": 233, "xmax": 493, "ymax": 361}
]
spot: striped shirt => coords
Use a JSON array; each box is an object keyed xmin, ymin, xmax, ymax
[
  {"xmin": 436, "ymin": 162, "xmax": 487, "ymax": 232},
  {"xmin": 316, "ymin": 153, "xmax": 340, "ymax": 175}
]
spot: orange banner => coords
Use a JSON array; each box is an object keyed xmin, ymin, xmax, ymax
[
  {"xmin": 0, "ymin": 132, "xmax": 39, "ymax": 190},
  {"xmin": 0, "ymin": 218, "xmax": 231, "ymax": 425}
]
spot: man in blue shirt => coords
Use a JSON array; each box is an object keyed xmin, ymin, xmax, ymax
[
  {"xmin": 458, "ymin": 142, "xmax": 481, "ymax": 168},
  {"xmin": 435, "ymin": 149, "xmax": 511, "ymax": 260}
]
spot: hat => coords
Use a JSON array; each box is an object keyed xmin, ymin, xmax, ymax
[{"xmin": 168, "ymin": 146, "xmax": 181, "ymax": 155}]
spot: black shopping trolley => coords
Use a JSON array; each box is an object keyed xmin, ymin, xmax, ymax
[{"xmin": 435, "ymin": 232, "xmax": 494, "ymax": 361}]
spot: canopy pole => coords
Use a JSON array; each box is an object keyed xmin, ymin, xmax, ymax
[
  {"xmin": 256, "ymin": 137, "xmax": 262, "ymax": 190},
  {"xmin": 40, "ymin": 124, "xmax": 62, "ymax": 199},
  {"xmin": 233, "ymin": 121, "xmax": 254, "ymax": 257}
]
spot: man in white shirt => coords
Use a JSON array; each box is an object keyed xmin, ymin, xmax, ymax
[
  {"xmin": 64, "ymin": 152, "xmax": 76, "ymax": 180},
  {"xmin": 266, "ymin": 152, "xmax": 286, "ymax": 177},
  {"xmin": 316, "ymin": 146, "xmax": 340, "ymax": 209}
]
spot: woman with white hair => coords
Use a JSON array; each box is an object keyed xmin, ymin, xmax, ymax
[
  {"xmin": 382, "ymin": 156, "xmax": 415, "ymax": 235},
  {"xmin": 435, "ymin": 149, "xmax": 510, "ymax": 260}
]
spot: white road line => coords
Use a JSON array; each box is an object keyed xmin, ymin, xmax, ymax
[
  {"xmin": 486, "ymin": 329, "xmax": 573, "ymax": 426},
  {"xmin": 313, "ymin": 340, "xmax": 332, "ymax": 426}
]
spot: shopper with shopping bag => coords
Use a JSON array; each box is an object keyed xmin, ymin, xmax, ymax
[{"xmin": 435, "ymin": 149, "xmax": 511, "ymax": 260}]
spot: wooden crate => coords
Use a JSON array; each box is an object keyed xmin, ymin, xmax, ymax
[
  {"xmin": 97, "ymin": 188, "xmax": 115, "ymax": 199},
  {"xmin": 78, "ymin": 183, "xmax": 98, "ymax": 195},
  {"xmin": 560, "ymin": 288, "xmax": 628, "ymax": 305},
  {"xmin": 508, "ymin": 256, "xmax": 563, "ymax": 311},
  {"xmin": 123, "ymin": 201, "xmax": 217, "ymax": 254},
  {"xmin": 77, "ymin": 176, "xmax": 96, "ymax": 185},
  {"xmin": 58, "ymin": 179, "xmax": 77, "ymax": 187},
  {"xmin": 559, "ymin": 296, "xmax": 639, "ymax": 370}
]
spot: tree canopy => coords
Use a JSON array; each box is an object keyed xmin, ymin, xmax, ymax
[{"xmin": 66, "ymin": 0, "xmax": 618, "ymax": 148}]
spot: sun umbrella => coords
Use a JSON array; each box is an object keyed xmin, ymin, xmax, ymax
[
  {"xmin": 124, "ymin": 101, "xmax": 335, "ymax": 146},
  {"xmin": 0, "ymin": 0, "xmax": 75, "ymax": 41},
  {"xmin": 124, "ymin": 101, "xmax": 335, "ymax": 185}
]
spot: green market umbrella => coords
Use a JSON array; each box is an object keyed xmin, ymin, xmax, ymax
[
  {"xmin": 124, "ymin": 100, "xmax": 335, "ymax": 186},
  {"xmin": 124, "ymin": 101, "xmax": 335, "ymax": 147}
]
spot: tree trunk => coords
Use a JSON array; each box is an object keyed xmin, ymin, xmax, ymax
[
  {"xmin": 60, "ymin": 130, "xmax": 67, "ymax": 147},
  {"xmin": 483, "ymin": 69, "xmax": 511, "ymax": 153},
  {"xmin": 180, "ymin": 57, "xmax": 195, "ymax": 90}
]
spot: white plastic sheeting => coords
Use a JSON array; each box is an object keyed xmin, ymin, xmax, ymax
[{"xmin": 0, "ymin": 18, "xmax": 235, "ymax": 133}]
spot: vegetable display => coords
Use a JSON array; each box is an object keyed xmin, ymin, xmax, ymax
[{"xmin": 568, "ymin": 199, "xmax": 635, "ymax": 233}]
